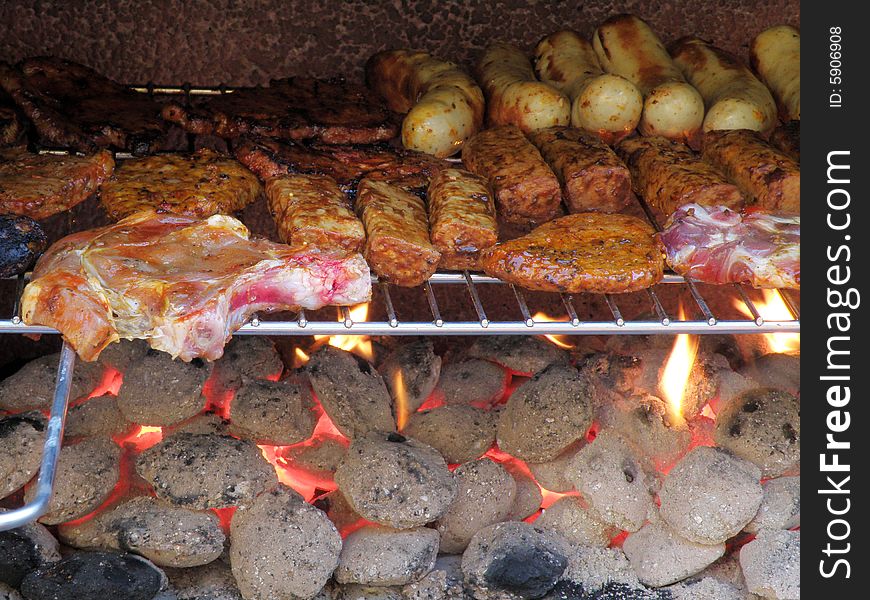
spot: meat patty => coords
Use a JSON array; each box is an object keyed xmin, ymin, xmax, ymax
[
  {"xmin": 658, "ymin": 204, "xmax": 799, "ymax": 289},
  {"xmin": 0, "ymin": 81, "xmax": 25, "ymax": 146},
  {"xmin": 0, "ymin": 148, "xmax": 115, "ymax": 220},
  {"xmin": 99, "ymin": 149, "xmax": 262, "ymax": 220},
  {"xmin": 481, "ymin": 212, "xmax": 664, "ymax": 293},
  {"xmin": 0, "ymin": 57, "xmax": 167, "ymax": 154},
  {"xmin": 770, "ymin": 121, "xmax": 799, "ymax": 162},
  {"xmin": 162, "ymin": 76, "xmax": 399, "ymax": 144},
  {"xmin": 233, "ymin": 136, "xmax": 444, "ymax": 196}
]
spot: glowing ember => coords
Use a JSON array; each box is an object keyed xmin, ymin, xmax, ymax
[
  {"xmin": 532, "ymin": 312, "xmax": 574, "ymax": 349},
  {"xmin": 89, "ymin": 366, "xmax": 123, "ymax": 398},
  {"xmin": 259, "ymin": 444, "xmax": 337, "ymax": 502},
  {"xmin": 114, "ymin": 425, "xmax": 164, "ymax": 452},
  {"xmin": 733, "ymin": 290, "xmax": 800, "ymax": 355},
  {"xmin": 483, "ymin": 446, "xmax": 578, "ymax": 517},
  {"xmin": 314, "ymin": 303, "xmax": 374, "ymax": 361},
  {"xmin": 393, "ymin": 370, "xmax": 410, "ymax": 431},
  {"xmin": 659, "ymin": 308, "xmax": 698, "ymax": 427}
]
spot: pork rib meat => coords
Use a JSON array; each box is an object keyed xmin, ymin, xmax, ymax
[
  {"xmin": 21, "ymin": 211, "xmax": 371, "ymax": 361},
  {"xmin": 658, "ymin": 204, "xmax": 799, "ymax": 289}
]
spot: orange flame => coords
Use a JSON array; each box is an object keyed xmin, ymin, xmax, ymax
[
  {"xmin": 314, "ymin": 303, "xmax": 373, "ymax": 361},
  {"xmin": 294, "ymin": 348, "xmax": 310, "ymax": 368},
  {"xmin": 393, "ymin": 370, "xmax": 409, "ymax": 431},
  {"xmin": 733, "ymin": 290, "xmax": 800, "ymax": 355},
  {"xmin": 532, "ymin": 312, "xmax": 574, "ymax": 349},
  {"xmin": 659, "ymin": 307, "xmax": 698, "ymax": 427}
]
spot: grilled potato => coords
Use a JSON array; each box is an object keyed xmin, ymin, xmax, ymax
[{"xmin": 751, "ymin": 25, "xmax": 800, "ymax": 121}]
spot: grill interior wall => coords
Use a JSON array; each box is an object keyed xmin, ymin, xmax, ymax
[{"xmin": 1, "ymin": 0, "xmax": 799, "ymax": 86}]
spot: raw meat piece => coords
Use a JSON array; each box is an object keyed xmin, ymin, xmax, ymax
[
  {"xmin": 162, "ymin": 76, "xmax": 399, "ymax": 144},
  {"xmin": 658, "ymin": 203, "xmax": 799, "ymax": 289},
  {"xmin": 21, "ymin": 211, "xmax": 371, "ymax": 361},
  {"xmin": 0, "ymin": 57, "xmax": 167, "ymax": 154}
]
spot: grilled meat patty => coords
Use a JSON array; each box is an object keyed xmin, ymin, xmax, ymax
[
  {"xmin": 0, "ymin": 148, "xmax": 115, "ymax": 220},
  {"xmin": 162, "ymin": 76, "xmax": 399, "ymax": 144},
  {"xmin": 481, "ymin": 212, "xmax": 664, "ymax": 294},
  {"xmin": 0, "ymin": 214, "xmax": 47, "ymax": 277},
  {"xmin": 0, "ymin": 82, "xmax": 25, "ymax": 147},
  {"xmin": 99, "ymin": 149, "xmax": 262, "ymax": 221},
  {"xmin": 233, "ymin": 137, "xmax": 445, "ymax": 196},
  {"xmin": 0, "ymin": 57, "xmax": 166, "ymax": 154}
]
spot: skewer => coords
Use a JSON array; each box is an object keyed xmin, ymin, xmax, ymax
[
  {"xmin": 647, "ymin": 288, "xmax": 670, "ymax": 326},
  {"xmin": 604, "ymin": 295, "xmax": 625, "ymax": 327},
  {"xmin": 464, "ymin": 271, "xmax": 489, "ymax": 328},
  {"xmin": 511, "ymin": 285, "xmax": 534, "ymax": 327},
  {"xmin": 423, "ymin": 282, "xmax": 444, "ymax": 327},
  {"xmin": 735, "ymin": 285, "xmax": 764, "ymax": 326},
  {"xmin": 380, "ymin": 283, "xmax": 399, "ymax": 328},
  {"xmin": 560, "ymin": 294, "xmax": 581, "ymax": 327}
]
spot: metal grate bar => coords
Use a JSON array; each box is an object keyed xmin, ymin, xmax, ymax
[
  {"xmin": 340, "ymin": 306, "xmax": 353, "ymax": 328},
  {"xmin": 560, "ymin": 294, "xmax": 581, "ymax": 327},
  {"xmin": 779, "ymin": 289, "xmax": 801, "ymax": 320},
  {"xmin": 686, "ymin": 281, "xmax": 717, "ymax": 326},
  {"xmin": 463, "ymin": 271, "xmax": 489, "ymax": 328},
  {"xmin": 604, "ymin": 295, "xmax": 625, "ymax": 327},
  {"xmin": 647, "ymin": 288, "xmax": 671, "ymax": 326},
  {"xmin": 511, "ymin": 285, "xmax": 534, "ymax": 327},
  {"xmin": 380, "ymin": 283, "xmax": 399, "ymax": 328},
  {"xmin": 11, "ymin": 273, "xmax": 26, "ymax": 324},
  {"xmin": 423, "ymin": 282, "xmax": 444, "ymax": 327},
  {"xmin": 296, "ymin": 309, "xmax": 308, "ymax": 328},
  {"xmin": 0, "ymin": 341, "xmax": 75, "ymax": 532},
  {"xmin": 736, "ymin": 285, "xmax": 764, "ymax": 326}
]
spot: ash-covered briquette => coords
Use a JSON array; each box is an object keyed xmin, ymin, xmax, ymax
[
  {"xmin": 403, "ymin": 405, "xmax": 497, "ymax": 464},
  {"xmin": 19, "ymin": 551, "xmax": 166, "ymax": 600},
  {"xmin": 713, "ymin": 388, "xmax": 800, "ymax": 478},
  {"xmin": 565, "ymin": 430, "xmax": 655, "ymax": 532},
  {"xmin": 227, "ymin": 376, "xmax": 317, "ymax": 445},
  {"xmin": 334, "ymin": 431, "xmax": 457, "ymax": 529},
  {"xmin": 0, "ymin": 412, "xmax": 45, "ymax": 499},
  {"xmin": 281, "ymin": 436, "xmax": 348, "ymax": 480},
  {"xmin": 596, "ymin": 394, "xmax": 692, "ymax": 472},
  {"xmin": 506, "ymin": 469, "xmax": 543, "ymax": 521},
  {"xmin": 436, "ymin": 358, "xmax": 509, "ymax": 407},
  {"xmin": 58, "ymin": 495, "xmax": 225, "ymax": 568},
  {"xmin": 97, "ymin": 338, "xmax": 150, "ymax": 373},
  {"xmin": 0, "ymin": 353, "xmax": 104, "ymax": 412},
  {"xmin": 535, "ymin": 496, "xmax": 617, "ymax": 548},
  {"xmin": 745, "ymin": 476, "xmax": 800, "ymax": 533},
  {"xmin": 307, "ymin": 346, "xmax": 395, "ymax": 438},
  {"xmin": 0, "ymin": 516, "xmax": 60, "ymax": 588},
  {"xmin": 526, "ymin": 440, "xmax": 584, "ymax": 493},
  {"xmin": 466, "ymin": 336, "xmax": 569, "ymax": 376},
  {"xmin": 379, "ymin": 338, "xmax": 442, "ymax": 415},
  {"xmin": 497, "ymin": 364, "xmax": 593, "ymax": 463},
  {"xmin": 690, "ymin": 554, "xmax": 749, "ymax": 596},
  {"xmin": 135, "ymin": 433, "xmax": 277, "ymax": 510},
  {"xmin": 312, "ymin": 490, "xmax": 364, "ymax": 533},
  {"xmin": 622, "ymin": 521, "xmax": 726, "ymax": 588},
  {"xmin": 435, "ymin": 459, "xmax": 517, "ymax": 554},
  {"xmin": 402, "ymin": 554, "xmax": 467, "ymax": 600},
  {"xmin": 337, "ymin": 584, "xmax": 403, "ymax": 600},
  {"xmin": 64, "ymin": 394, "xmax": 132, "ymax": 439},
  {"xmin": 336, "ymin": 525, "xmax": 440, "ymax": 586},
  {"xmin": 461, "ymin": 522, "xmax": 568, "ymax": 600},
  {"xmin": 164, "ymin": 412, "xmax": 231, "ymax": 437},
  {"xmin": 116, "ymin": 349, "xmax": 211, "ymax": 426},
  {"xmin": 740, "ymin": 352, "xmax": 800, "ymax": 396},
  {"xmin": 211, "ymin": 336, "xmax": 284, "ymax": 392},
  {"xmin": 665, "ymin": 577, "xmax": 743, "ymax": 600},
  {"xmin": 739, "ymin": 529, "xmax": 800, "ymax": 600},
  {"xmin": 556, "ymin": 544, "xmax": 648, "ymax": 598},
  {"xmin": 164, "ymin": 559, "xmax": 242, "ymax": 600},
  {"xmin": 230, "ymin": 485, "xmax": 341, "ymax": 600},
  {"xmin": 658, "ymin": 446, "xmax": 763, "ymax": 545},
  {"xmin": 24, "ymin": 436, "xmax": 121, "ymax": 525}
]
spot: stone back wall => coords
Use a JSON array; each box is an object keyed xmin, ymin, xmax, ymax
[{"xmin": 1, "ymin": 0, "xmax": 799, "ymax": 86}]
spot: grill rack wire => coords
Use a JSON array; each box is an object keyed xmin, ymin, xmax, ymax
[{"xmin": 0, "ymin": 84, "xmax": 800, "ymax": 530}]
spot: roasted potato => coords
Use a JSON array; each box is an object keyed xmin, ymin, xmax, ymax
[{"xmin": 751, "ymin": 25, "xmax": 800, "ymax": 121}]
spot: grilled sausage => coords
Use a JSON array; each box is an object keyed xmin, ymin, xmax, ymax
[
  {"xmin": 265, "ymin": 175, "xmax": 365, "ymax": 253},
  {"xmin": 751, "ymin": 25, "xmax": 800, "ymax": 121},
  {"xmin": 702, "ymin": 129, "xmax": 800, "ymax": 212},
  {"xmin": 528, "ymin": 126, "xmax": 631, "ymax": 213},
  {"xmin": 617, "ymin": 136, "xmax": 744, "ymax": 218},
  {"xmin": 355, "ymin": 178, "xmax": 440, "ymax": 287},
  {"xmin": 427, "ymin": 168, "xmax": 498, "ymax": 270},
  {"xmin": 461, "ymin": 125, "xmax": 562, "ymax": 225},
  {"xmin": 476, "ymin": 41, "xmax": 571, "ymax": 132},
  {"xmin": 366, "ymin": 50, "xmax": 485, "ymax": 158},
  {"xmin": 770, "ymin": 120, "xmax": 799, "ymax": 162},
  {"xmin": 670, "ymin": 37, "xmax": 777, "ymax": 134},
  {"xmin": 534, "ymin": 30, "xmax": 642, "ymax": 144},
  {"xmin": 481, "ymin": 213, "xmax": 664, "ymax": 294},
  {"xmin": 593, "ymin": 14, "xmax": 705, "ymax": 145}
]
